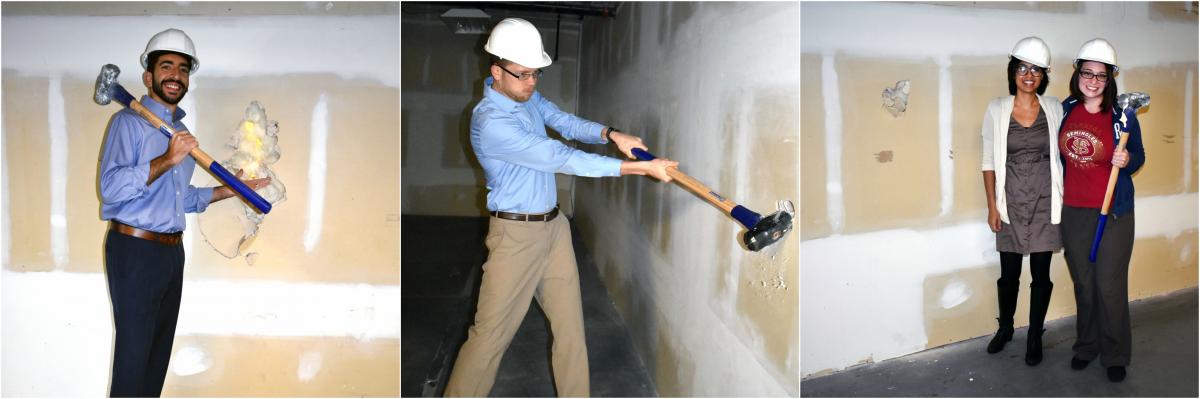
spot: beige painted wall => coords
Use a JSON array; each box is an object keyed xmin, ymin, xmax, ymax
[
  {"xmin": 401, "ymin": 4, "xmax": 585, "ymax": 217},
  {"xmin": 575, "ymin": 2, "xmax": 799, "ymax": 395},
  {"xmin": 801, "ymin": 1, "xmax": 1198, "ymax": 378},
  {"xmin": 1, "ymin": 2, "xmax": 399, "ymax": 396}
]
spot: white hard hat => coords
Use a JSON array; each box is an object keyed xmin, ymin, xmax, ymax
[
  {"xmin": 484, "ymin": 18, "xmax": 551, "ymax": 69},
  {"xmin": 1074, "ymin": 38, "xmax": 1118, "ymax": 73},
  {"xmin": 141, "ymin": 28, "xmax": 199, "ymax": 74},
  {"xmin": 1010, "ymin": 36, "xmax": 1051, "ymax": 68}
]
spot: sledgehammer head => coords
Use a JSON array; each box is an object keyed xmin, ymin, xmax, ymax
[
  {"xmin": 743, "ymin": 210, "xmax": 793, "ymax": 251},
  {"xmin": 94, "ymin": 64, "xmax": 120, "ymax": 105},
  {"xmin": 94, "ymin": 64, "xmax": 134, "ymax": 107}
]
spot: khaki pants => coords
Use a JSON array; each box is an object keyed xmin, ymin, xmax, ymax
[{"xmin": 445, "ymin": 215, "xmax": 590, "ymax": 397}]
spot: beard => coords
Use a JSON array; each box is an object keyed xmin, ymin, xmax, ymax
[
  {"xmin": 152, "ymin": 77, "xmax": 189, "ymax": 105},
  {"xmin": 500, "ymin": 84, "xmax": 533, "ymax": 102}
]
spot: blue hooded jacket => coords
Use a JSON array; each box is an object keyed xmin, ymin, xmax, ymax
[{"xmin": 1059, "ymin": 97, "xmax": 1146, "ymax": 217}]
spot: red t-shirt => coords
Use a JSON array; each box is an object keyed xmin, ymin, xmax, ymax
[{"xmin": 1059, "ymin": 107, "xmax": 1114, "ymax": 208}]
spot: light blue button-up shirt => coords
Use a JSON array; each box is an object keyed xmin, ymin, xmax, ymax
[
  {"xmin": 471, "ymin": 77, "xmax": 623, "ymax": 213},
  {"xmin": 99, "ymin": 95, "xmax": 213, "ymax": 233}
]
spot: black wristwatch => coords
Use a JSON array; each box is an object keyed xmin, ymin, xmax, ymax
[{"xmin": 604, "ymin": 126, "xmax": 617, "ymax": 141}]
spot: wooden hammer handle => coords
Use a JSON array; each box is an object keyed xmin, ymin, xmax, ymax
[
  {"xmin": 1098, "ymin": 129, "xmax": 1131, "ymax": 215},
  {"xmin": 127, "ymin": 100, "xmax": 215, "ymax": 165},
  {"xmin": 664, "ymin": 168, "xmax": 737, "ymax": 213}
]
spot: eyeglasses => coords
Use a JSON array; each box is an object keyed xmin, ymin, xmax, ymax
[
  {"xmin": 1079, "ymin": 70, "xmax": 1109, "ymax": 82},
  {"xmin": 1016, "ymin": 64, "xmax": 1044, "ymax": 77},
  {"xmin": 497, "ymin": 64, "xmax": 543, "ymax": 81}
]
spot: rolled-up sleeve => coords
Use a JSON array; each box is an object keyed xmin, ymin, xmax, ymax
[
  {"xmin": 475, "ymin": 111, "xmax": 621, "ymax": 177},
  {"xmin": 99, "ymin": 114, "xmax": 151, "ymax": 205},
  {"xmin": 183, "ymin": 184, "xmax": 214, "ymax": 213},
  {"xmin": 533, "ymin": 93, "xmax": 607, "ymax": 145}
]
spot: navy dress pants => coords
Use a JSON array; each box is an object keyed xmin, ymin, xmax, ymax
[{"xmin": 104, "ymin": 230, "xmax": 185, "ymax": 397}]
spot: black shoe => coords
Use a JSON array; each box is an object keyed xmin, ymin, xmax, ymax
[
  {"xmin": 1024, "ymin": 329, "xmax": 1044, "ymax": 366},
  {"xmin": 1107, "ymin": 366, "xmax": 1126, "ymax": 382},
  {"xmin": 987, "ymin": 327, "xmax": 1013, "ymax": 354},
  {"xmin": 1071, "ymin": 356, "xmax": 1091, "ymax": 370}
]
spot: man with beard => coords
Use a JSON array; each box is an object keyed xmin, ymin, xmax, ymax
[{"xmin": 97, "ymin": 28, "xmax": 270, "ymax": 397}]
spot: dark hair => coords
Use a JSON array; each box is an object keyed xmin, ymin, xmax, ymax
[
  {"xmin": 1069, "ymin": 61, "xmax": 1118, "ymax": 111},
  {"xmin": 145, "ymin": 50, "xmax": 193, "ymax": 72},
  {"xmin": 1007, "ymin": 57, "xmax": 1049, "ymax": 95},
  {"xmin": 490, "ymin": 56, "xmax": 513, "ymax": 68}
]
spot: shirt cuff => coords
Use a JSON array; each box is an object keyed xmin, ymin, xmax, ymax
[
  {"xmin": 191, "ymin": 187, "xmax": 216, "ymax": 214},
  {"xmin": 135, "ymin": 162, "xmax": 152, "ymax": 192},
  {"xmin": 605, "ymin": 156, "xmax": 623, "ymax": 177}
]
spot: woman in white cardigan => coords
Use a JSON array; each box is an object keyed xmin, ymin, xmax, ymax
[{"xmin": 980, "ymin": 36, "xmax": 1065, "ymax": 366}]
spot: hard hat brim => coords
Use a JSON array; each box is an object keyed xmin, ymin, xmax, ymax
[
  {"xmin": 141, "ymin": 50, "xmax": 199, "ymax": 74},
  {"xmin": 1011, "ymin": 54, "xmax": 1049, "ymax": 69},
  {"xmin": 1074, "ymin": 58, "xmax": 1118, "ymax": 73}
]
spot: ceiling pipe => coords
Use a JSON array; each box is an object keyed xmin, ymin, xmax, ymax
[{"xmin": 408, "ymin": 1, "xmax": 618, "ymax": 18}]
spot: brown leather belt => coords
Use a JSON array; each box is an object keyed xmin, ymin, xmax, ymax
[
  {"xmin": 490, "ymin": 207, "xmax": 559, "ymax": 222},
  {"xmin": 110, "ymin": 221, "xmax": 182, "ymax": 246}
]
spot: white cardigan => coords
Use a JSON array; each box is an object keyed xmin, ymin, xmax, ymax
[{"xmin": 980, "ymin": 95, "xmax": 1064, "ymax": 224}]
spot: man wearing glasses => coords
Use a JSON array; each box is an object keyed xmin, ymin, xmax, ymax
[{"xmin": 444, "ymin": 17, "xmax": 676, "ymax": 396}]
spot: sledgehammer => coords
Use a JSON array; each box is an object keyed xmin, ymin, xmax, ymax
[
  {"xmin": 632, "ymin": 148, "xmax": 793, "ymax": 251},
  {"xmin": 93, "ymin": 64, "xmax": 272, "ymax": 214},
  {"xmin": 1088, "ymin": 92, "xmax": 1150, "ymax": 262}
]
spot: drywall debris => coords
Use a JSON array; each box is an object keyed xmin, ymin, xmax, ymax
[
  {"xmin": 198, "ymin": 101, "xmax": 288, "ymax": 259},
  {"xmin": 882, "ymin": 80, "xmax": 911, "ymax": 117}
]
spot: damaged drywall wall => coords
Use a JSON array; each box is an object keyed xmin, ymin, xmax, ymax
[
  {"xmin": 801, "ymin": 2, "xmax": 1198, "ymax": 378},
  {"xmin": 574, "ymin": 2, "xmax": 798, "ymax": 396},
  {"xmin": 197, "ymin": 101, "xmax": 287, "ymax": 260},
  {"xmin": 1, "ymin": 3, "xmax": 399, "ymax": 396}
]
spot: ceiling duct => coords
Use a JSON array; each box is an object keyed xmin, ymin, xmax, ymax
[{"xmin": 439, "ymin": 8, "xmax": 492, "ymax": 34}]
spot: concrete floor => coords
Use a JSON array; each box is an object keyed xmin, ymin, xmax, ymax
[
  {"xmin": 801, "ymin": 287, "xmax": 1198, "ymax": 397},
  {"xmin": 401, "ymin": 215, "xmax": 656, "ymax": 397}
]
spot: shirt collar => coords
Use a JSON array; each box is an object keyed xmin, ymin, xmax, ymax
[
  {"xmin": 483, "ymin": 76, "xmax": 524, "ymax": 111},
  {"xmin": 139, "ymin": 95, "xmax": 187, "ymax": 123}
]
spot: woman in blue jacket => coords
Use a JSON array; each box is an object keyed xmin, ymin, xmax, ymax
[{"xmin": 1057, "ymin": 38, "xmax": 1145, "ymax": 383}]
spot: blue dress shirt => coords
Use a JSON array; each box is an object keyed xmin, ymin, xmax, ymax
[
  {"xmin": 471, "ymin": 77, "xmax": 622, "ymax": 213},
  {"xmin": 99, "ymin": 96, "xmax": 213, "ymax": 233}
]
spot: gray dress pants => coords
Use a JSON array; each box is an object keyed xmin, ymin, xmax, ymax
[{"xmin": 1060, "ymin": 205, "xmax": 1134, "ymax": 367}]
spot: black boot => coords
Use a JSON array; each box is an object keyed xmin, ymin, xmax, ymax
[
  {"xmin": 1025, "ymin": 282, "xmax": 1053, "ymax": 366},
  {"xmin": 987, "ymin": 279, "xmax": 1019, "ymax": 354}
]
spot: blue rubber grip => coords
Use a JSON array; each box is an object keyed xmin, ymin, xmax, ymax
[
  {"xmin": 1088, "ymin": 214, "xmax": 1107, "ymax": 262},
  {"xmin": 209, "ymin": 162, "xmax": 272, "ymax": 214},
  {"xmin": 631, "ymin": 148, "xmax": 656, "ymax": 161},
  {"xmin": 731, "ymin": 205, "xmax": 762, "ymax": 230},
  {"xmin": 111, "ymin": 83, "xmax": 135, "ymax": 108}
]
